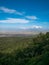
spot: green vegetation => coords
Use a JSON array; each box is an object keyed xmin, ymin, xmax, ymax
[{"xmin": 0, "ymin": 32, "xmax": 49, "ymax": 65}]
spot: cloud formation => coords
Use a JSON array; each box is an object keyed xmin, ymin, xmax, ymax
[
  {"xmin": 26, "ymin": 16, "xmax": 38, "ymax": 20},
  {"xmin": 18, "ymin": 25, "xmax": 42, "ymax": 29},
  {"xmin": 0, "ymin": 18, "xmax": 29, "ymax": 23},
  {"xmin": 0, "ymin": 6, "xmax": 42, "ymax": 30},
  {"xmin": 32, "ymin": 25, "xmax": 42, "ymax": 29},
  {"xmin": 0, "ymin": 7, "xmax": 23, "ymax": 15},
  {"xmin": 0, "ymin": 7, "xmax": 38, "ymax": 20}
]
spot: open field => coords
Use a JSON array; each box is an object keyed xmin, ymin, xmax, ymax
[{"xmin": 0, "ymin": 36, "xmax": 34, "ymax": 53}]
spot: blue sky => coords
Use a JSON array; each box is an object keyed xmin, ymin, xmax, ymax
[{"xmin": 0, "ymin": 0, "xmax": 49, "ymax": 32}]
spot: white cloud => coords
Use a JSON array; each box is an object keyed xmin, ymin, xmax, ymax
[
  {"xmin": 0, "ymin": 7, "xmax": 39, "ymax": 20},
  {"xmin": 18, "ymin": 25, "xmax": 42, "ymax": 29},
  {"xmin": 26, "ymin": 16, "xmax": 38, "ymax": 20},
  {"xmin": 0, "ymin": 18, "xmax": 29, "ymax": 23},
  {"xmin": 0, "ymin": 7, "xmax": 23, "ymax": 15},
  {"xmin": 17, "ymin": 25, "xmax": 42, "ymax": 29},
  {"xmin": 32, "ymin": 25, "xmax": 42, "ymax": 29}
]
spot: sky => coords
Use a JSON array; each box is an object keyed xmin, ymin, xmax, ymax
[{"xmin": 0, "ymin": 0, "xmax": 49, "ymax": 32}]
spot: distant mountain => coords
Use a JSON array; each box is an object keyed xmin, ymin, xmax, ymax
[{"xmin": 0, "ymin": 28, "xmax": 49, "ymax": 37}]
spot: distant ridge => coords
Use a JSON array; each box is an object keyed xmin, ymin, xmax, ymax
[{"xmin": 0, "ymin": 28, "xmax": 49, "ymax": 37}]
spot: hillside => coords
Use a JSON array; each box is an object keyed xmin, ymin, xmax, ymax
[{"xmin": 0, "ymin": 32, "xmax": 49, "ymax": 65}]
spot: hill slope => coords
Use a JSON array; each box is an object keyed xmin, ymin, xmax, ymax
[{"xmin": 0, "ymin": 32, "xmax": 49, "ymax": 65}]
